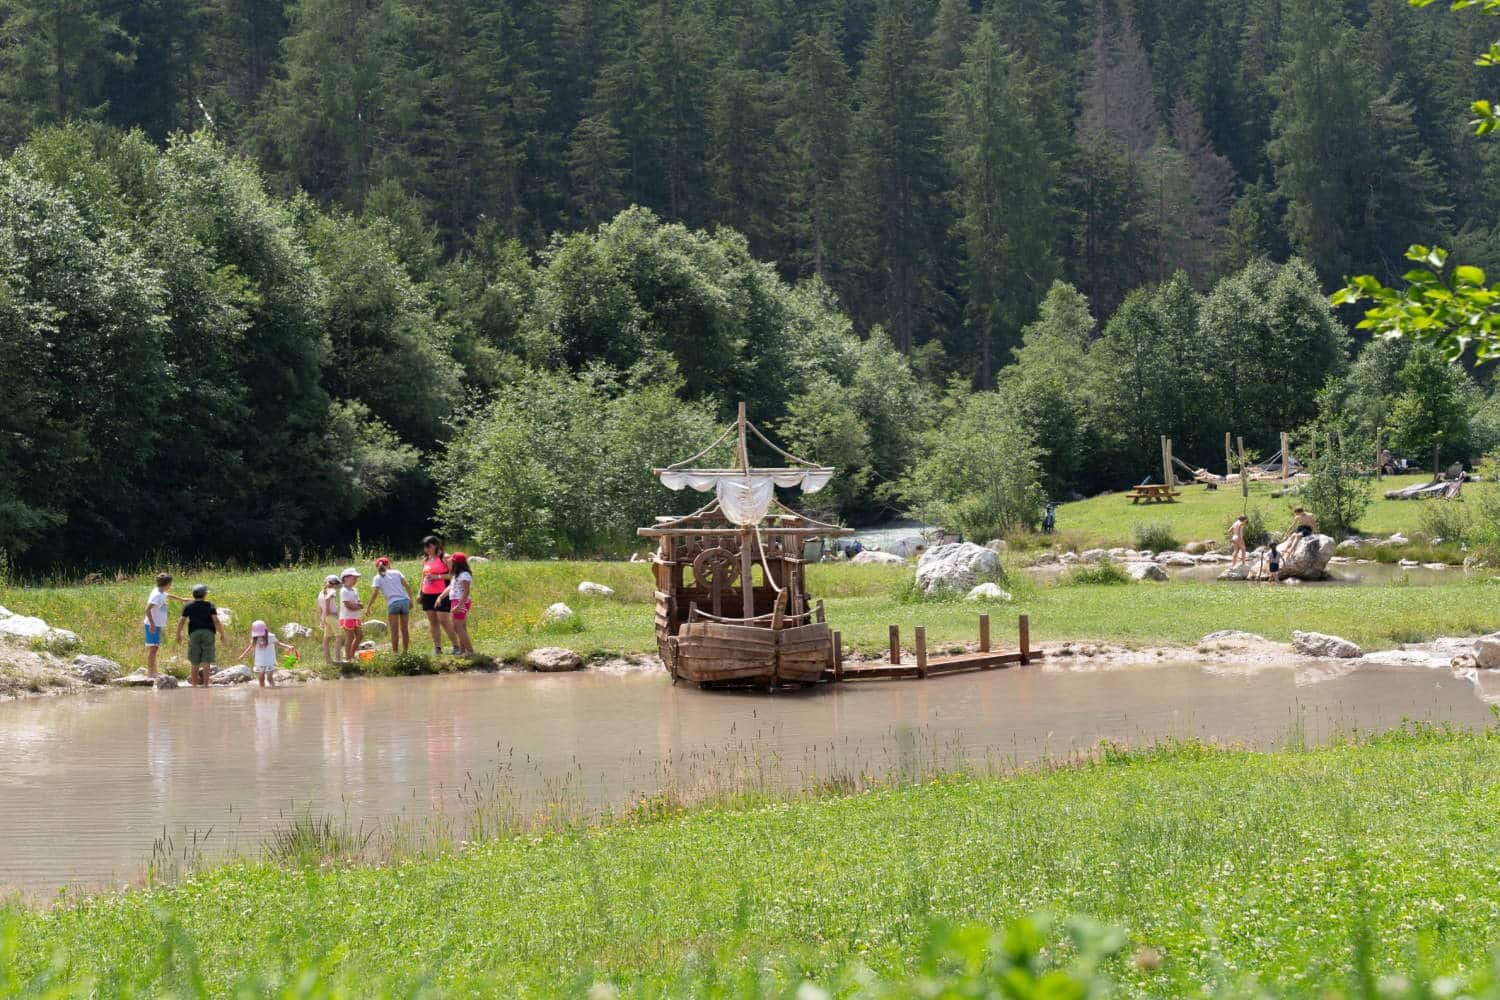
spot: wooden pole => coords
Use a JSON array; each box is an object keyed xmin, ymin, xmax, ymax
[
  {"xmin": 1018, "ymin": 614, "xmax": 1031, "ymax": 665},
  {"xmin": 833, "ymin": 630, "xmax": 843, "ymax": 682},
  {"xmin": 915, "ymin": 626, "xmax": 927, "ymax": 679},
  {"xmin": 1161, "ymin": 435, "xmax": 1173, "ymax": 491},
  {"xmin": 1375, "ymin": 427, "xmax": 1384, "ymax": 481},
  {"xmin": 979, "ymin": 613, "xmax": 991, "ymax": 653},
  {"xmin": 737, "ymin": 402, "xmax": 756, "ymax": 621},
  {"xmin": 1238, "ymin": 436, "xmax": 1248, "ymax": 499},
  {"xmin": 888, "ymin": 624, "xmax": 900, "ymax": 665},
  {"xmin": 814, "ymin": 599, "xmax": 825, "ymax": 623},
  {"xmin": 1280, "ymin": 431, "xmax": 1290, "ymax": 482},
  {"xmin": 1225, "ymin": 431, "xmax": 1233, "ymax": 481}
]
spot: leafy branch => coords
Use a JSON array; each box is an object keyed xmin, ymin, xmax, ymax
[{"xmin": 1334, "ymin": 0, "xmax": 1500, "ymax": 349}]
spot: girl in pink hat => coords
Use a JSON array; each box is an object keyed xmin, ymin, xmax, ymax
[{"xmin": 240, "ymin": 620, "xmax": 296, "ymax": 688}]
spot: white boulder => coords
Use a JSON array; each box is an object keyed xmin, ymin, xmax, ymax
[
  {"xmin": 526, "ymin": 646, "xmax": 583, "ymax": 672},
  {"xmin": 1201, "ymin": 630, "xmax": 1266, "ymax": 643},
  {"xmin": 0, "ymin": 615, "xmax": 79, "ymax": 646},
  {"xmin": 1128, "ymin": 563, "xmax": 1169, "ymax": 582},
  {"xmin": 1292, "ymin": 631, "xmax": 1362, "ymax": 659},
  {"xmin": 0, "ymin": 604, "xmax": 11, "ymax": 619},
  {"xmin": 110, "ymin": 670, "xmax": 157, "ymax": 687},
  {"xmin": 1218, "ymin": 562, "xmax": 1251, "ymax": 581},
  {"xmin": 541, "ymin": 602, "xmax": 576, "ymax": 625},
  {"xmin": 1277, "ymin": 534, "xmax": 1337, "ymax": 580},
  {"xmin": 883, "ymin": 536, "xmax": 929, "ymax": 559},
  {"xmin": 1473, "ymin": 633, "xmax": 1500, "ymax": 669},
  {"xmin": 1157, "ymin": 552, "xmax": 1197, "ymax": 567},
  {"xmin": 363, "ymin": 619, "xmax": 389, "ymax": 638},
  {"xmin": 851, "ymin": 550, "xmax": 907, "ymax": 566},
  {"xmin": 469, "ymin": 556, "xmax": 491, "ymax": 564},
  {"xmin": 914, "ymin": 543, "xmax": 1003, "ymax": 596},
  {"xmin": 215, "ymin": 607, "xmax": 233, "ymax": 627},
  {"xmin": 578, "ymin": 581, "xmax": 615, "ymax": 597},
  {"xmin": 154, "ymin": 674, "xmax": 179, "ymax": 690},
  {"xmin": 966, "ymin": 582, "xmax": 1012, "ymax": 602},
  {"xmin": 280, "ymin": 622, "xmax": 313, "ymax": 640},
  {"xmin": 211, "ymin": 665, "xmax": 253, "ymax": 684},
  {"xmin": 1080, "ymin": 549, "xmax": 1108, "ymax": 563}
]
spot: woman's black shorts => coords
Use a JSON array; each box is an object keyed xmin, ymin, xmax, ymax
[{"xmin": 419, "ymin": 592, "xmax": 452, "ymax": 613}]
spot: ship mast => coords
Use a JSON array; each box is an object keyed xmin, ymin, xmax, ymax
[{"xmin": 736, "ymin": 401, "xmax": 755, "ymax": 619}]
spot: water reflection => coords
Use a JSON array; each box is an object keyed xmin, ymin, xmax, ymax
[{"xmin": 0, "ymin": 660, "xmax": 1490, "ymax": 895}]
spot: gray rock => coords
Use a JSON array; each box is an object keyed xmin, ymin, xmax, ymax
[
  {"xmin": 69, "ymin": 655, "xmax": 120, "ymax": 684},
  {"xmin": 1196, "ymin": 552, "xmax": 1230, "ymax": 564},
  {"xmin": 1277, "ymin": 534, "xmax": 1336, "ymax": 580},
  {"xmin": 110, "ymin": 670, "xmax": 157, "ymax": 687},
  {"xmin": 851, "ymin": 550, "xmax": 907, "ymax": 566},
  {"xmin": 1080, "ymin": 548, "xmax": 1108, "ymax": 563},
  {"xmin": 210, "ymin": 665, "xmax": 253, "ymax": 685},
  {"xmin": 541, "ymin": 602, "xmax": 575, "ymax": 625},
  {"xmin": 1292, "ymin": 630, "xmax": 1362, "ymax": 659},
  {"xmin": 965, "ymin": 582, "xmax": 1013, "ymax": 601},
  {"xmin": 578, "ymin": 581, "xmax": 615, "ymax": 597},
  {"xmin": 1473, "ymin": 633, "xmax": 1500, "ymax": 669},
  {"xmin": 526, "ymin": 646, "xmax": 583, "ymax": 672},
  {"xmin": 1398, "ymin": 558, "xmax": 1420, "ymax": 568},
  {"xmin": 1031, "ymin": 552, "xmax": 1060, "ymax": 566},
  {"xmin": 215, "ymin": 607, "xmax": 233, "ymax": 627},
  {"xmin": 1059, "ymin": 551, "xmax": 1079, "ymax": 565},
  {"xmin": 0, "ymin": 604, "xmax": 11, "ymax": 619},
  {"xmin": 280, "ymin": 622, "xmax": 313, "ymax": 640},
  {"xmin": 0, "ymin": 615, "xmax": 63, "ymax": 641},
  {"xmin": 1383, "ymin": 533, "xmax": 1409, "ymax": 545},
  {"xmin": 1217, "ymin": 562, "xmax": 1252, "ymax": 581},
  {"xmin": 363, "ymin": 619, "xmax": 389, "ymax": 638},
  {"xmin": 153, "ymin": 674, "xmax": 179, "ymax": 689},
  {"xmin": 1157, "ymin": 552, "xmax": 1197, "ymax": 567},
  {"xmin": 1201, "ymin": 630, "xmax": 1266, "ymax": 643},
  {"xmin": 983, "ymin": 539, "xmax": 1009, "ymax": 553},
  {"xmin": 469, "ymin": 555, "xmax": 491, "ymax": 564},
  {"xmin": 882, "ymin": 535, "xmax": 929, "ymax": 559},
  {"xmin": 1182, "ymin": 540, "xmax": 1213, "ymax": 555},
  {"xmin": 1128, "ymin": 563, "xmax": 1169, "ymax": 582},
  {"xmin": 1421, "ymin": 563, "xmax": 1449, "ymax": 571},
  {"xmin": 914, "ymin": 543, "xmax": 1003, "ymax": 595}
]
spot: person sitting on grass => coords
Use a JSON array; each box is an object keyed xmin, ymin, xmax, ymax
[
  {"xmin": 1228, "ymin": 515, "xmax": 1248, "ymax": 567},
  {"xmin": 240, "ymin": 620, "xmax": 296, "ymax": 688},
  {"xmin": 368, "ymin": 557, "xmax": 413, "ymax": 653},
  {"xmin": 175, "ymin": 583, "xmax": 225, "ymax": 687},
  {"xmin": 142, "ymin": 572, "xmax": 186, "ymax": 679},
  {"xmin": 339, "ymin": 568, "xmax": 365, "ymax": 663},
  {"xmin": 316, "ymin": 574, "xmax": 342, "ymax": 664},
  {"xmin": 440, "ymin": 552, "xmax": 476, "ymax": 656}
]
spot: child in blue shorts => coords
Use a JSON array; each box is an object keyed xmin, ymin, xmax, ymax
[{"xmin": 142, "ymin": 572, "xmax": 183, "ymax": 678}]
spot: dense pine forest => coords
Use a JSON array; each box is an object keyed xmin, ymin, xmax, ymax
[{"xmin": 4, "ymin": 0, "xmax": 1500, "ymax": 568}]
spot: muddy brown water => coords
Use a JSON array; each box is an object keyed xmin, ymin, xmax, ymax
[{"xmin": 1, "ymin": 661, "xmax": 1493, "ymax": 896}]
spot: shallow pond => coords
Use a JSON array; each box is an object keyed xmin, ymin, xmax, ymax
[{"xmin": 2, "ymin": 659, "xmax": 1493, "ymax": 896}]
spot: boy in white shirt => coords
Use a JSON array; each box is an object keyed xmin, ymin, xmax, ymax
[
  {"xmin": 339, "ymin": 568, "xmax": 364, "ymax": 663},
  {"xmin": 142, "ymin": 572, "xmax": 182, "ymax": 678}
]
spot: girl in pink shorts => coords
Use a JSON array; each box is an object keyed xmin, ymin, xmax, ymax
[{"xmin": 442, "ymin": 553, "xmax": 475, "ymax": 655}]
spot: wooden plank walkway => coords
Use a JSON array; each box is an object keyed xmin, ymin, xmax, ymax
[{"xmin": 828, "ymin": 614, "xmax": 1036, "ymax": 683}]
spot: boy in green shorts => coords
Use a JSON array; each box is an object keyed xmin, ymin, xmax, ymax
[{"xmin": 175, "ymin": 584, "xmax": 225, "ymax": 687}]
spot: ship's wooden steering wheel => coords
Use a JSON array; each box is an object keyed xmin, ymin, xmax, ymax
[{"xmin": 692, "ymin": 546, "xmax": 741, "ymax": 615}]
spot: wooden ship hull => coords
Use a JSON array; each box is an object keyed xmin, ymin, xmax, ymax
[{"xmin": 668, "ymin": 619, "xmax": 834, "ymax": 687}]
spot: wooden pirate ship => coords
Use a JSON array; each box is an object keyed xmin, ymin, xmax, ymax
[{"xmin": 639, "ymin": 403, "xmax": 853, "ymax": 688}]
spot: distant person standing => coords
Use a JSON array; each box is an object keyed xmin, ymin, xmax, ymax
[
  {"xmin": 419, "ymin": 535, "xmax": 457, "ymax": 656},
  {"xmin": 175, "ymin": 583, "xmax": 224, "ymax": 687},
  {"xmin": 369, "ymin": 557, "xmax": 413, "ymax": 653},
  {"xmin": 316, "ymin": 574, "xmax": 341, "ymax": 664},
  {"xmin": 441, "ymin": 552, "xmax": 476, "ymax": 656},
  {"xmin": 142, "ymin": 572, "xmax": 183, "ymax": 678},
  {"xmin": 1042, "ymin": 504, "xmax": 1056, "ymax": 535},
  {"xmin": 338, "ymin": 568, "xmax": 365, "ymax": 663},
  {"xmin": 1229, "ymin": 515, "xmax": 1248, "ymax": 566}
]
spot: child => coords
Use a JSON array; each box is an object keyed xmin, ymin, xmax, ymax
[
  {"xmin": 1229, "ymin": 515, "xmax": 1248, "ymax": 567},
  {"xmin": 240, "ymin": 620, "xmax": 296, "ymax": 688},
  {"xmin": 339, "ymin": 567, "xmax": 365, "ymax": 662},
  {"xmin": 316, "ymin": 575, "xmax": 342, "ymax": 664},
  {"xmin": 142, "ymin": 572, "xmax": 184, "ymax": 678},
  {"xmin": 440, "ymin": 552, "xmax": 475, "ymax": 655},
  {"xmin": 1267, "ymin": 543, "xmax": 1282, "ymax": 583},
  {"xmin": 174, "ymin": 583, "xmax": 225, "ymax": 687},
  {"xmin": 369, "ymin": 557, "xmax": 413, "ymax": 653}
]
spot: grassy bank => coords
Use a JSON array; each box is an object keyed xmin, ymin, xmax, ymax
[
  {"xmin": 7, "ymin": 727, "xmax": 1500, "ymax": 997},
  {"xmin": 1049, "ymin": 474, "xmax": 1491, "ymax": 550},
  {"xmin": 4, "ymin": 557, "xmax": 1500, "ymax": 674}
]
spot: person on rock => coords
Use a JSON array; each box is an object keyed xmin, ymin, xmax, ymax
[
  {"xmin": 1282, "ymin": 508, "xmax": 1317, "ymax": 561},
  {"xmin": 175, "ymin": 583, "xmax": 225, "ymax": 687}
]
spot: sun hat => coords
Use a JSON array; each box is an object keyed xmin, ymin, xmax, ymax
[
  {"xmin": 191, "ymin": 583, "xmax": 208, "ymax": 598},
  {"xmin": 324, "ymin": 574, "xmax": 340, "ymax": 585},
  {"xmin": 374, "ymin": 556, "xmax": 391, "ymax": 567},
  {"xmin": 251, "ymin": 620, "xmax": 267, "ymax": 636},
  {"xmin": 341, "ymin": 567, "xmax": 361, "ymax": 579}
]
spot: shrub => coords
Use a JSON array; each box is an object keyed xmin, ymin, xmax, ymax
[
  {"xmin": 1298, "ymin": 431, "xmax": 1372, "ymax": 538},
  {"xmin": 1131, "ymin": 521, "xmax": 1178, "ymax": 552},
  {"xmin": 1418, "ymin": 500, "xmax": 1473, "ymax": 545},
  {"xmin": 1060, "ymin": 563, "xmax": 1131, "ymax": 586}
]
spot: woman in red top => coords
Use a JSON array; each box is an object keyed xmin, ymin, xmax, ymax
[{"xmin": 419, "ymin": 535, "xmax": 459, "ymax": 655}]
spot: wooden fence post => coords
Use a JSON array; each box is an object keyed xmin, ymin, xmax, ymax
[
  {"xmin": 888, "ymin": 624, "xmax": 900, "ymax": 665},
  {"xmin": 1161, "ymin": 435, "xmax": 1174, "ymax": 491},
  {"xmin": 1225, "ymin": 431, "xmax": 1233, "ymax": 481},
  {"xmin": 1280, "ymin": 431, "xmax": 1290, "ymax": 482},
  {"xmin": 1238, "ymin": 436, "xmax": 1248, "ymax": 499},
  {"xmin": 1375, "ymin": 427, "xmax": 1384, "ymax": 481},
  {"xmin": 833, "ymin": 631, "xmax": 843, "ymax": 682},
  {"xmin": 1018, "ymin": 615, "xmax": 1031, "ymax": 665},
  {"xmin": 979, "ymin": 613, "xmax": 990, "ymax": 653},
  {"xmin": 915, "ymin": 626, "xmax": 927, "ymax": 679}
]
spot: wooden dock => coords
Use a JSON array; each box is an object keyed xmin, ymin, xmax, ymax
[{"xmin": 827, "ymin": 614, "xmax": 1034, "ymax": 682}]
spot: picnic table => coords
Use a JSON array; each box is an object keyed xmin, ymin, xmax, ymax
[{"xmin": 1126, "ymin": 484, "xmax": 1180, "ymax": 504}]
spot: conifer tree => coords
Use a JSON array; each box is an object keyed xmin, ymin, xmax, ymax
[
  {"xmin": 779, "ymin": 24, "xmax": 856, "ymax": 288},
  {"xmin": 0, "ymin": 0, "xmax": 135, "ymax": 144}
]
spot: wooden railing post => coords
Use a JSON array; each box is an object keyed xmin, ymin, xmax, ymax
[
  {"xmin": 915, "ymin": 626, "xmax": 927, "ymax": 679},
  {"xmin": 1018, "ymin": 614, "xmax": 1030, "ymax": 665},
  {"xmin": 888, "ymin": 624, "xmax": 901, "ymax": 665},
  {"xmin": 833, "ymin": 631, "xmax": 843, "ymax": 682},
  {"xmin": 815, "ymin": 599, "xmax": 825, "ymax": 623},
  {"xmin": 979, "ymin": 613, "xmax": 990, "ymax": 653}
]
